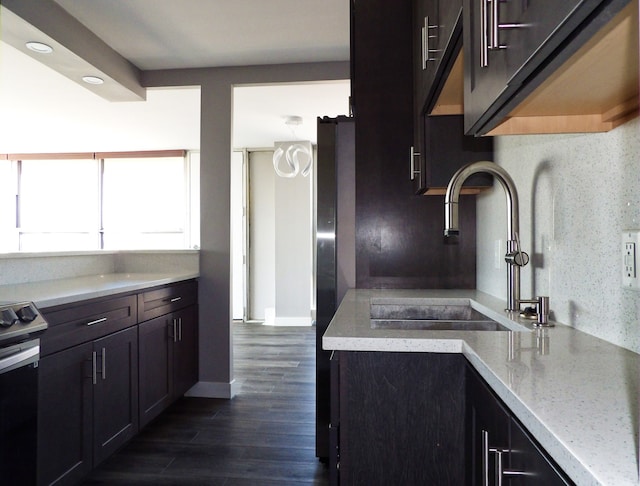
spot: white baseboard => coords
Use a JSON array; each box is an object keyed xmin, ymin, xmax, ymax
[{"xmin": 185, "ymin": 379, "xmax": 238, "ymax": 399}]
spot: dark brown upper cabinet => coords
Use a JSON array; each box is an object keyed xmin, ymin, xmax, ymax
[
  {"xmin": 411, "ymin": 0, "xmax": 494, "ymax": 195},
  {"xmin": 413, "ymin": 0, "xmax": 464, "ymax": 115},
  {"xmin": 463, "ymin": 0, "xmax": 638, "ymax": 135}
]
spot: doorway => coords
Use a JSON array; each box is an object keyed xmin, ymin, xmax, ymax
[
  {"xmin": 231, "ymin": 81, "xmax": 350, "ymax": 325},
  {"xmin": 232, "ymin": 148, "xmax": 314, "ymax": 325}
]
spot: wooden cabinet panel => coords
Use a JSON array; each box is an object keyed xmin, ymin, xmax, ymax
[
  {"xmin": 41, "ymin": 294, "xmax": 137, "ymax": 356},
  {"xmin": 352, "ymin": 0, "xmax": 479, "ymax": 289},
  {"xmin": 138, "ymin": 315, "xmax": 173, "ymax": 428},
  {"xmin": 463, "ymin": 0, "xmax": 636, "ymax": 135},
  {"xmin": 466, "ymin": 364, "xmax": 511, "ymax": 486},
  {"xmin": 413, "ymin": 0, "xmax": 440, "ymax": 109},
  {"xmin": 137, "ymin": 279, "xmax": 197, "ymax": 322},
  {"xmin": 338, "ymin": 352, "xmax": 466, "ymax": 484},
  {"xmin": 414, "ymin": 114, "xmax": 494, "ymax": 194},
  {"xmin": 37, "ymin": 343, "xmax": 93, "ymax": 486},
  {"xmin": 509, "ymin": 419, "xmax": 572, "ymax": 485},
  {"xmin": 92, "ymin": 326, "xmax": 139, "ymax": 466},
  {"xmin": 464, "ymin": 0, "xmax": 588, "ymax": 133},
  {"xmin": 172, "ymin": 305, "xmax": 198, "ymax": 399},
  {"xmin": 138, "ymin": 304, "xmax": 198, "ymax": 428},
  {"xmin": 466, "ymin": 364, "xmax": 573, "ymax": 485}
]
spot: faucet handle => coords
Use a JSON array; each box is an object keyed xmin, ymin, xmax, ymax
[
  {"xmin": 505, "ymin": 250, "xmax": 529, "ymax": 266},
  {"xmin": 505, "ymin": 232, "xmax": 529, "ymax": 267}
]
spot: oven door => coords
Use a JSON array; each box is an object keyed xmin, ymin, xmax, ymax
[{"xmin": 0, "ymin": 338, "xmax": 39, "ymax": 486}]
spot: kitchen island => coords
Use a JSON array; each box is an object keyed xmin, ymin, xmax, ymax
[{"xmin": 323, "ymin": 289, "xmax": 639, "ymax": 486}]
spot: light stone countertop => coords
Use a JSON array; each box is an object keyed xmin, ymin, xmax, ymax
[
  {"xmin": 323, "ymin": 288, "xmax": 639, "ymax": 486},
  {"xmin": 0, "ymin": 272, "xmax": 199, "ymax": 308}
]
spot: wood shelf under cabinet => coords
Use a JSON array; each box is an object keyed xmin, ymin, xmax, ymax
[{"xmin": 429, "ymin": 0, "xmax": 639, "ymax": 135}]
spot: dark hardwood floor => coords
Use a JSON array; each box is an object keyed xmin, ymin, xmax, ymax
[{"xmin": 84, "ymin": 323, "xmax": 328, "ymax": 485}]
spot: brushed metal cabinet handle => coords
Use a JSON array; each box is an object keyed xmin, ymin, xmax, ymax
[
  {"xmin": 92, "ymin": 351, "xmax": 97, "ymax": 385},
  {"xmin": 101, "ymin": 347, "xmax": 106, "ymax": 380},
  {"xmin": 86, "ymin": 317, "xmax": 107, "ymax": 326},
  {"xmin": 410, "ymin": 146, "xmax": 421, "ymax": 181},
  {"xmin": 480, "ymin": 0, "xmax": 489, "ymax": 67},
  {"xmin": 482, "ymin": 430, "xmax": 490, "ymax": 486}
]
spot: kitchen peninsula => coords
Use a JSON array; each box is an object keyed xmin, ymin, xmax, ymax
[{"xmin": 323, "ymin": 289, "xmax": 639, "ymax": 485}]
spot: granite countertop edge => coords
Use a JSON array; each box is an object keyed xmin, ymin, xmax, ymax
[{"xmin": 323, "ymin": 288, "xmax": 640, "ymax": 486}]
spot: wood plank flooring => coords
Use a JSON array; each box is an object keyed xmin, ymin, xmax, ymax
[{"xmin": 83, "ymin": 323, "xmax": 328, "ymax": 485}]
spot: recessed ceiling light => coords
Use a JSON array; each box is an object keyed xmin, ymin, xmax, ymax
[
  {"xmin": 25, "ymin": 41, "xmax": 53, "ymax": 54},
  {"xmin": 82, "ymin": 76, "xmax": 104, "ymax": 85}
]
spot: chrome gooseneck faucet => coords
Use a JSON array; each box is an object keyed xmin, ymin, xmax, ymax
[{"xmin": 444, "ymin": 161, "xmax": 529, "ymax": 312}]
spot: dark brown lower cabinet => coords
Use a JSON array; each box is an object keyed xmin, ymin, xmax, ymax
[
  {"xmin": 138, "ymin": 315, "xmax": 173, "ymax": 428},
  {"xmin": 466, "ymin": 365, "xmax": 574, "ymax": 485},
  {"xmin": 38, "ymin": 343, "xmax": 93, "ymax": 486},
  {"xmin": 138, "ymin": 304, "xmax": 198, "ymax": 428},
  {"xmin": 92, "ymin": 327, "xmax": 139, "ymax": 465},
  {"xmin": 330, "ymin": 353, "xmax": 574, "ymax": 485},
  {"xmin": 37, "ymin": 326, "xmax": 138, "ymax": 486},
  {"xmin": 172, "ymin": 305, "xmax": 198, "ymax": 398},
  {"xmin": 334, "ymin": 351, "xmax": 466, "ymax": 485}
]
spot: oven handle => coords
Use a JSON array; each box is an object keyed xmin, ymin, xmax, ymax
[{"xmin": 0, "ymin": 343, "xmax": 39, "ymax": 375}]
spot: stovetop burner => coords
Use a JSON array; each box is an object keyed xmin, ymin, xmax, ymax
[{"xmin": 0, "ymin": 301, "xmax": 48, "ymax": 345}]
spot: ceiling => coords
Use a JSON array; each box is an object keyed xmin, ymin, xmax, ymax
[
  {"xmin": 0, "ymin": 0, "xmax": 351, "ymax": 151},
  {"xmin": 52, "ymin": 0, "xmax": 350, "ymax": 70}
]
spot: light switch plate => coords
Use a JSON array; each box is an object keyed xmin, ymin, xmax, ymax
[{"xmin": 622, "ymin": 230, "xmax": 640, "ymax": 291}]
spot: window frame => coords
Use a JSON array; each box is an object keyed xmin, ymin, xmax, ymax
[{"xmin": 1, "ymin": 149, "xmax": 197, "ymax": 252}]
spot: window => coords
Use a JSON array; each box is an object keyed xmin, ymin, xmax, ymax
[
  {"xmin": 0, "ymin": 150, "xmax": 199, "ymax": 252},
  {"xmin": 19, "ymin": 156, "xmax": 100, "ymax": 251},
  {"xmin": 102, "ymin": 155, "xmax": 186, "ymax": 249}
]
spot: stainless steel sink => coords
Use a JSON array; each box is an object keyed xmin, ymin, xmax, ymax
[
  {"xmin": 370, "ymin": 319, "xmax": 510, "ymax": 331},
  {"xmin": 370, "ymin": 298, "xmax": 511, "ymax": 332}
]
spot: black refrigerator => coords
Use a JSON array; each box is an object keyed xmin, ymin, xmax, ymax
[{"xmin": 315, "ymin": 116, "xmax": 355, "ymax": 462}]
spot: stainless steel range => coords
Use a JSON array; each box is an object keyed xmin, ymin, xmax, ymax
[
  {"xmin": 0, "ymin": 301, "xmax": 48, "ymax": 485},
  {"xmin": 0, "ymin": 302, "xmax": 48, "ymax": 345}
]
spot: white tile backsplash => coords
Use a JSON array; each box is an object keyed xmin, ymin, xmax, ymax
[
  {"xmin": 477, "ymin": 117, "xmax": 640, "ymax": 352},
  {"xmin": 0, "ymin": 250, "xmax": 198, "ymax": 287}
]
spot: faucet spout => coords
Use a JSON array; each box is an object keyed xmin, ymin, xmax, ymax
[
  {"xmin": 444, "ymin": 161, "xmax": 524, "ymax": 311},
  {"xmin": 444, "ymin": 161, "xmax": 519, "ymax": 238}
]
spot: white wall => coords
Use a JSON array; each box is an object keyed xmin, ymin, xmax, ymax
[
  {"xmin": 248, "ymin": 149, "xmax": 312, "ymax": 326},
  {"xmin": 477, "ymin": 117, "xmax": 640, "ymax": 353},
  {"xmin": 248, "ymin": 151, "xmax": 277, "ymax": 320}
]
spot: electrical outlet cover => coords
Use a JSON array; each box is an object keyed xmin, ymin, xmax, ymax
[{"xmin": 622, "ymin": 230, "xmax": 640, "ymax": 291}]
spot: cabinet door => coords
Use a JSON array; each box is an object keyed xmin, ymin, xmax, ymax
[
  {"xmin": 463, "ymin": 0, "xmax": 598, "ymax": 133},
  {"xmin": 509, "ymin": 418, "xmax": 573, "ymax": 485},
  {"xmin": 138, "ymin": 315, "xmax": 173, "ymax": 428},
  {"xmin": 412, "ymin": 0, "xmax": 438, "ymax": 194},
  {"xmin": 92, "ymin": 326, "xmax": 139, "ymax": 466},
  {"xmin": 340, "ymin": 352, "xmax": 466, "ymax": 484},
  {"xmin": 414, "ymin": 0, "xmax": 439, "ymax": 108},
  {"xmin": 466, "ymin": 365, "xmax": 511, "ymax": 486},
  {"xmin": 172, "ymin": 305, "xmax": 198, "ymax": 399},
  {"xmin": 38, "ymin": 342, "xmax": 93, "ymax": 486},
  {"xmin": 423, "ymin": 114, "xmax": 494, "ymax": 192}
]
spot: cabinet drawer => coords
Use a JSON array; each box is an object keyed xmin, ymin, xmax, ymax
[
  {"xmin": 41, "ymin": 295, "xmax": 137, "ymax": 356},
  {"xmin": 137, "ymin": 280, "xmax": 197, "ymax": 322}
]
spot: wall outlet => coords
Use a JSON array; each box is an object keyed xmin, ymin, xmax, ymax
[{"xmin": 622, "ymin": 231, "xmax": 640, "ymax": 291}]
